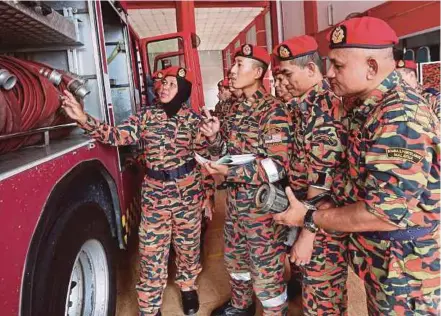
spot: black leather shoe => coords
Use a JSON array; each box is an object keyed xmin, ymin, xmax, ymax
[
  {"xmin": 211, "ymin": 300, "xmax": 256, "ymax": 316},
  {"xmin": 181, "ymin": 290, "xmax": 199, "ymax": 315}
]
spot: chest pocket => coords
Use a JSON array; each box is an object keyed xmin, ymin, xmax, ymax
[
  {"xmin": 238, "ymin": 116, "xmax": 260, "ymax": 150},
  {"xmin": 176, "ymin": 120, "xmax": 193, "ymax": 149},
  {"xmin": 140, "ymin": 121, "xmax": 162, "ymax": 152}
]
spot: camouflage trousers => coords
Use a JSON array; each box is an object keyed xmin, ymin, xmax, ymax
[
  {"xmin": 224, "ymin": 186, "xmax": 288, "ymax": 316},
  {"xmin": 300, "ymin": 231, "xmax": 348, "ymax": 316},
  {"xmin": 349, "ymin": 233, "xmax": 440, "ymax": 316},
  {"xmin": 136, "ymin": 176, "xmax": 203, "ymax": 315}
]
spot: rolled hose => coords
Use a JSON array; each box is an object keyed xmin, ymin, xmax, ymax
[{"xmin": 0, "ymin": 56, "xmax": 86, "ymax": 154}]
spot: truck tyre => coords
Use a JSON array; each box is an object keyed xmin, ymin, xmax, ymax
[{"xmin": 33, "ymin": 203, "xmax": 117, "ymax": 316}]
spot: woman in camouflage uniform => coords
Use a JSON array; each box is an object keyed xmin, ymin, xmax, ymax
[{"xmin": 61, "ymin": 66, "xmax": 212, "ymax": 316}]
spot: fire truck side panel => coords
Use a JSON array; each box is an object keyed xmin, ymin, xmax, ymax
[{"xmin": 0, "ymin": 140, "xmax": 125, "ymax": 315}]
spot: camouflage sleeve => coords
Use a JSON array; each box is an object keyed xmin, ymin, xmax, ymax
[
  {"xmin": 363, "ymin": 118, "xmax": 439, "ymax": 228},
  {"xmin": 79, "ymin": 111, "xmax": 146, "ymax": 146},
  {"xmin": 207, "ymin": 130, "xmax": 227, "ymax": 157},
  {"xmin": 201, "ymin": 168, "xmax": 216, "ymax": 201},
  {"xmin": 191, "ymin": 113, "xmax": 210, "ymax": 156},
  {"xmin": 213, "ymin": 101, "xmax": 223, "ymax": 118},
  {"xmin": 304, "ymin": 106, "xmax": 346, "ymax": 190},
  {"xmin": 226, "ymin": 105, "xmax": 291, "ymax": 185},
  {"xmin": 429, "ymin": 92, "xmax": 440, "ymax": 120}
]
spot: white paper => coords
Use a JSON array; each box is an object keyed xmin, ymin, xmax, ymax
[{"xmin": 194, "ymin": 153, "xmax": 256, "ymax": 166}]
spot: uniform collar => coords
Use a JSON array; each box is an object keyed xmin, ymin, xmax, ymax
[
  {"xmin": 298, "ymin": 79, "xmax": 330, "ymax": 104},
  {"xmin": 292, "ymin": 79, "xmax": 330, "ymax": 114},
  {"xmin": 354, "ymin": 70, "xmax": 400, "ymax": 117},
  {"xmin": 416, "ymin": 83, "xmax": 424, "ymax": 94},
  {"xmin": 246, "ymin": 86, "xmax": 266, "ymax": 103}
]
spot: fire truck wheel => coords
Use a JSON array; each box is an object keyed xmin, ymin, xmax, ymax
[{"xmin": 35, "ymin": 204, "xmax": 117, "ymax": 316}]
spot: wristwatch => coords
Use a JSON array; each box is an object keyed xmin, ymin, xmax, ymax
[{"xmin": 303, "ymin": 202, "xmax": 319, "ymax": 233}]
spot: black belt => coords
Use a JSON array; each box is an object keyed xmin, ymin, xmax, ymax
[
  {"xmin": 359, "ymin": 225, "xmax": 435, "ymax": 241},
  {"xmin": 146, "ymin": 160, "xmax": 196, "ymax": 181}
]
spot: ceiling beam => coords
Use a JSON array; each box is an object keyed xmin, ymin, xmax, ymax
[
  {"xmin": 195, "ymin": 1, "xmax": 269, "ymax": 8},
  {"xmin": 121, "ymin": 1, "xmax": 269, "ymax": 10}
]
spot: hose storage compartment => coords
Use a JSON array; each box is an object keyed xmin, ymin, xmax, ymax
[{"xmin": 0, "ymin": 56, "xmax": 87, "ymax": 154}]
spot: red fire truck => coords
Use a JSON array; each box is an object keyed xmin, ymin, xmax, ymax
[
  {"xmin": 0, "ymin": 1, "xmax": 204, "ymax": 315},
  {"xmin": 2, "ymin": 1, "xmax": 438, "ymax": 315}
]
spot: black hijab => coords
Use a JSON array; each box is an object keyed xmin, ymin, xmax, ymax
[{"xmin": 162, "ymin": 76, "xmax": 192, "ymax": 118}]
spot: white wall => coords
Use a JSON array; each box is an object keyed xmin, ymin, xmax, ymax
[
  {"xmin": 281, "ymin": 1, "xmax": 387, "ymax": 40},
  {"xmin": 198, "ymin": 50, "xmax": 224, "ymax": 110},
  {"xmin": 316, "ymin": 1, "xmax": 387, "ymax": 32},
  {"xmin": 281, "ymin": 1, "xmax": 305, "ymax": 39}
]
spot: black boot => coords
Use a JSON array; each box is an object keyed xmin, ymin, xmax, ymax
[
  {"xmin": 211, "ymin": 300, "xmax": 256, "ymax": 316},
  {"xmin": 181, "ymin": 290, "xmax": 199, "ymax": 315}
]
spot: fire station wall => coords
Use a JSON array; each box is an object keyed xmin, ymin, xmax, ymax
[
  {"xmin": 280, "ymin": 1, "xmax": 305, "ymax": 38},
  {"xmin": 281, "ymin": 1, "xmax": 386, "ymax": 39},
  {"xmin": 199, "ymin": 50, "xmax": 224, "ymax": 110},
  {"xmin": 316, "ymin": 1, "xmax": 387, "ymax": 32}
]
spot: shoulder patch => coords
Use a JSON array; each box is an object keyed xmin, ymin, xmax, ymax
[{"xmin": 386, "ymin": 148, "xmax": 423, "ymax": 163}]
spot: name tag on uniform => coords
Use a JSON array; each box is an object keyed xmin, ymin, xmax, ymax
[
  {"xmin": 386, "ymin": 148, "xmax": 423, "ymax": 163},
  {"xmin": 264, "ymin": 133, "xmax": 283, "ymax": 144}
]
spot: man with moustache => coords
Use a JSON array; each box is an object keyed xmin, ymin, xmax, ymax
[
  {"xmin": 201, "ymin": 44, "xmax": 292, "ymax": 316},
  {"xmin": 273, "ymin": 66, "xmax": 294, "ymax": 104},
  {"xmin": 274, "ymin": 17, "xmax": 440, "ymax": 315},
  {"xmin": 272, "ymin": 35, "xmax": 348, "ymax": 315}
]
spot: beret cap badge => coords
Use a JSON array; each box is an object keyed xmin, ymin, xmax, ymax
[
  {"xmin": 178, "ymin": 68, "xmax": 186, "ymax": 78},
  {"xmin": 332, "ymin": 26, "xmax": 345, "ymax": 44},
  {"xmin": 242, "ymin": 44, "xmax": 252, "ymax": 56},
  {"xmin": 279, "ymin": 45, "xmax": 291, "ymax": 59}
]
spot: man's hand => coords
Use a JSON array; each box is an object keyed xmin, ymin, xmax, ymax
[
  {"xmin": 290, "ymin": 230, "xmax": 315, "ymax": 266},
  {"xmin": 203, "ymin": 162, "xmax": 229, "ymax": 176},
  {"xmin": 200, "ymin": 108, "xmax": 220, "ymax": 141},
  {"xmin": 273, "ymin": 187, "xmax": 307, "ymax": 227},
  {"xmin": 61, "ymin": 90, "xmax": 87, "ymax": 125}
]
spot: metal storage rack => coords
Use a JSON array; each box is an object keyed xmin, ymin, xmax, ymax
[{"xmin": 0, "ymin": 1, "xmax": 79, "ymax": 50}]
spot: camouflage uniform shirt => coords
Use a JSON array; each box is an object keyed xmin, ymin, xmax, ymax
[
  {"xmin": 209, "ymin": 87, "xmax": 292, "ymax": 186},
  {"xmin": 417, "ymin": 84, "xmax": 440, "ymax": 120},
  {"xmin": 288, "ymin": 79, "xmax": 346, "ymax": 199},
  {"xmin": 342, "ymin": 71, "xmax": 440, "ymax": 308}
]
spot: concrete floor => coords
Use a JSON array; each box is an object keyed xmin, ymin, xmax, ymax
[{"xmin": 116, "ymin": 191, "xmax": 368, "ymax": 316}]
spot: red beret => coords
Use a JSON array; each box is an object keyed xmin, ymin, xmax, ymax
[
  {"xmin": 396, "ymin": 59, "xmax": 417, "ymax": 71},
  {"xmin": 152, "ymin": 70, "xmax": 164, "ymax": 80},
  {"xmin": 218, "ymin": 78, "xmax": 229, "ymax": 88},
  {"xmin": 328, "ymin": 17, "xmax": 398, "ymax": 49},
  {"xmin": 163, "ymin": 66, "xmax": 193, "ymax": 84},
  {"xmin": 273, "ymin": 35, "xmax": 318, "ymax": 61},
  {"xmin": 234, "ymin": 44, "xmax": 271, "ymax": 67}
]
